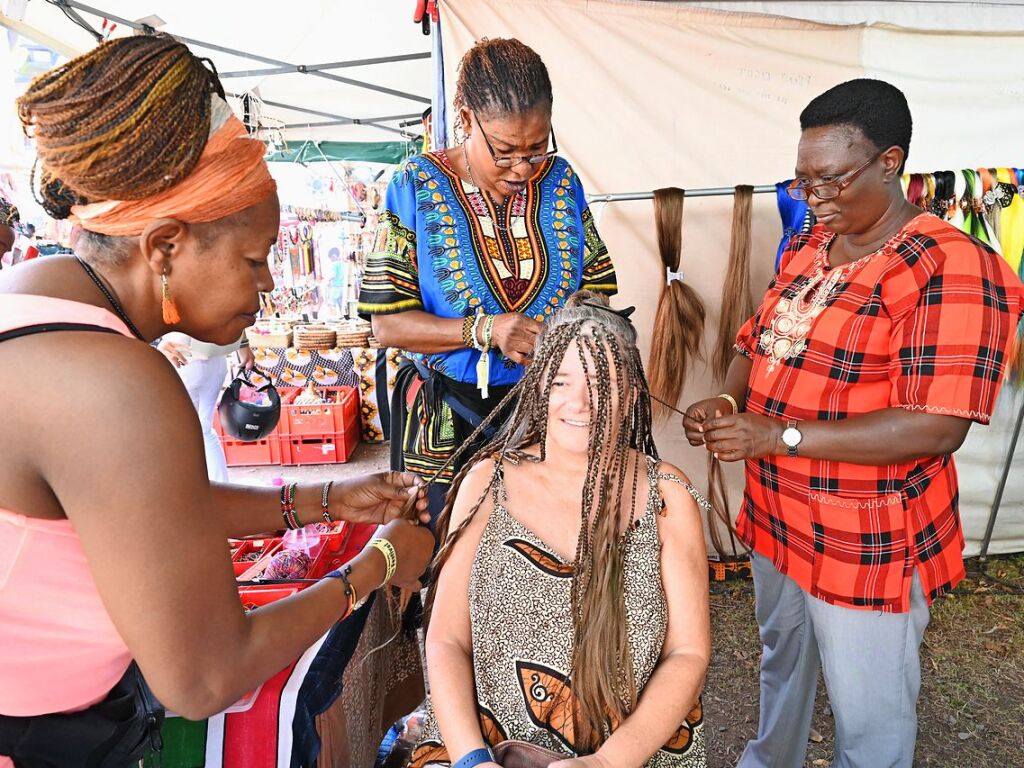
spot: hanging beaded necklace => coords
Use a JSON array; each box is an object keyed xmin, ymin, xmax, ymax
[
  {"xmin": 462, "ymin": 141, "xmax": 512, "ymax": 234},
  {"xmin": 74, "ymin": 256, "xmax": 146, "ymax": 341}
]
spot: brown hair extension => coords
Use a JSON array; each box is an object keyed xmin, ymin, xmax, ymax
[
  {"xmin": 648, "ymin": 188, "xmax": 705, "ymax": 421},
  {"xmin": 713, "ymin": 185, "xmax": 756, "ymax": 383},
  {"xmin": 706, "ymin": 454, "xmax": 747, "ymax": 559},
  {"xmin": 424, "ymin": 292, "xmax": 658, "ymax": 753},
  {"xmin": 17, "ymin": 34, "xmax": 224, "ymax": 219}
]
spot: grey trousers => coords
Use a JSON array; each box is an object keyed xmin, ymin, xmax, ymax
[{"xmin": 737, "ymin": 552, "xmax": 930, "ymax": 768}]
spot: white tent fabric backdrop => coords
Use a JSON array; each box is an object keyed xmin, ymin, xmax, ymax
[{"xmin": 440, "ymin": 0, "xmax": 1024, "ymax": 556}]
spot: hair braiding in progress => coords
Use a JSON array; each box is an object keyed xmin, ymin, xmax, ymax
[{"xmin": 425, "ymin": 290, "xmax": 659, "ymax": 752}]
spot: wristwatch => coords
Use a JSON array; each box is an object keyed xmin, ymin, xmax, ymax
[{"xmin": 781, "ymin": 420, "xmax": 803, "ymax": 458}]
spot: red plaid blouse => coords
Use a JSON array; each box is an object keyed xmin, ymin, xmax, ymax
[{"xmin": 736, "ymin": 213, "xmax": 1024, "ymax": 612}]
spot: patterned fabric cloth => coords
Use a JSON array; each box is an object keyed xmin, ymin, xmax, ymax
[
  {"xmin": 735, "ymin": 213, "xmax": 1024, "ymax": 612},
  {"xmin": 357, "ymin": 150, "xmax": 616, "ymax": 386},
  {"xmin": 398, "ymin": 454, "xmax": 706, "ymax": 768}
]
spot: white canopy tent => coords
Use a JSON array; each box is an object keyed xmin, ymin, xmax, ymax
[{"xmin": 1, "ymin": 0, "xmax": 433, "ymax": 144}]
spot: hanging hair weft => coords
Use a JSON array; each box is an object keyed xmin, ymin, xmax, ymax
[
  {"xmin": 713, "ymin": 185, "xmax": 755, "ymax": 383},
  {"xmin": 706, "ymin": 454, "xmax": 748, "ymax": 559},
  {"xmin": 648, "ymin": 187, "xmax": 705, "ymax": 421}
]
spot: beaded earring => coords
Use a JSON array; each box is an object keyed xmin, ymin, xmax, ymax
[{"xmin": 161, "ymin": 273, "xmax": 181, "ymax": 324}]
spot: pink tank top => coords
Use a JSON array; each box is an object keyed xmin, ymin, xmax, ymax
[{"xmin": 0, "ymin": 295, "xmax": 134, "ymax": 717}]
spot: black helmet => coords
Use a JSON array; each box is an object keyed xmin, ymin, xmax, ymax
[{"xmin": 218, "ymin": 375, "xmax": 281, "ymax": 441}]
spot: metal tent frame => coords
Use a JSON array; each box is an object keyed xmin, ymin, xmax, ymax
[{"xmin": 31, "ymin": 0, "xmax": 431, "ymax": 138}]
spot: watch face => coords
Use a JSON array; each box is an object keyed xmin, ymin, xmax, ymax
[{"xmin": 782, "ymin": 427, "xmax": 802, "ymax": 447}]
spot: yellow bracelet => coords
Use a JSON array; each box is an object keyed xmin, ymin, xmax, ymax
[
  {"xmin": 346, "ymin": 580, "xmax": 359, "ymax": 613},
  {"xmin": 370, "ymin": 538, "xmax": 398, "ymax": 585},
  {"xmin": 716, "ymin": 393, "xmax": 739, "ymax": 414}
]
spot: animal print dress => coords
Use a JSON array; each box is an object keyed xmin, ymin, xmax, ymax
[{"xmin": 400, "ymin": 454, "xmax": 707, "ymax": 768}]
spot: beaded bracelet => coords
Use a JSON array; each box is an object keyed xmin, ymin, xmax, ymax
[
  {"xmin": 321, "ymin": 480, "xmax": 333, "ymax": 523},
  {"xmin": 323, "ymin": 563, "xmax": 361, "ymax": 616},
  {"xmin": 480, "ymin": 314, "xmax": 495, "ymax": 352},
  {"xmin": 470, "ymin": 312, "xmax": 487, "ymax": 352},
  {"xmin": 461, "ymin": 316, "xmax": 476, "ymax": 349},
  {"xmin": 370, "ymin": 538, "xmax": 398, "ymax": 584},
  {"xmin": 280, "ymin": 482, "xmax": 300, "ymax": 530}
]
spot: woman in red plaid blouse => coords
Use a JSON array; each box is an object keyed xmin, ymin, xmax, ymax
[{"xmin": 685, "ymin": 79, "xmax": 1024, "ymax": 768}]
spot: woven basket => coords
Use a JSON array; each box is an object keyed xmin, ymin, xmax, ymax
[
  {"xmin": 293, "ymin": 325, "xmax": 337, "ymax": 351},
  {"xmin": 335, "ymin": 333, "xmax": 371, "ymax": 348}
]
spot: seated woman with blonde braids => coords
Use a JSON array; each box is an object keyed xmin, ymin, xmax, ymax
[
  {"xmin": 379, "ymin": 291, "xmax": 710, "ymax": 768},
  {"xmin": 0, "ymin": 36, "xmax": 434, "ymax": 768}
]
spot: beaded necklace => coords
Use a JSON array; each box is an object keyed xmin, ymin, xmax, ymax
[{"xmin": 75, "ymin": 256, "xmax": 146, "ymax": 341}]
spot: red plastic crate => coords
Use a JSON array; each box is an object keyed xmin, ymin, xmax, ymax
[
  {"xmin": 221, "ymin": 435, "xmax": 283, "ymax": 467},
  {"xmin": 281, "ymin": 432, "xmax": 341, "ymax": 465},
  {"xmin": 231, "ymin": 537, "xmax": 283, "ymax": 578},
  {"xmin": 280, "ymin": 397, "xmax": 361, "ymax": 465},
  {"xmin": 306, "ymin": 522, "xmax": 377, "ymax": 577},
  {"xmin": 334, "ymin": 404, "xmax": 361, "ymax": 463},
  {"xmin": 283, "ymin": 386, "xmax": 359, "ymax": 436}
]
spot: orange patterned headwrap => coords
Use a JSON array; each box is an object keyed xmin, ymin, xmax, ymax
[{"xmin": 70, "ymin": 97, "xmax": 276, "ymax": 236}]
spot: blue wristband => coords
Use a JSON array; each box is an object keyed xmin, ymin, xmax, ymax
[{"xmin": 453, "ymin": 747, "xmax": 494, "ymax": 768}]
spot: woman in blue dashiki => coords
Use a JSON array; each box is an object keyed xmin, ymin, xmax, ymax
[{"xmin": 358, "ymin": 37, "xmax": 616, "ymax": 520}]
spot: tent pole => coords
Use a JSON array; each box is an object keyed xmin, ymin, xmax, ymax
[
  {"xmin": 218, "ymin": 53, "xmax": 431, "ymax": 79},
  {"xmin": 587, "ymin": 185, "xmax": 777, "ymax": 203},
  {"xmin": 224, "ymin": 93, "xmax": 411, "ymax": 138},
  {"xmin": 978, "ymin": 389, "xmax": 1024, "ymax": 562},
  {"xmin": 311, "ymin": 141, "xmax": 368, "ymax": 225},
  {"xmin": 282, "ymin": 114, "xmax": 422, "ymax": 130},
  {"xmin": 0, "ymin": 11, "xmax": 80, "ymax": 56},
  {"xmin": 57, "ymin": 0, "xmax": 430, "ymax": 105}
]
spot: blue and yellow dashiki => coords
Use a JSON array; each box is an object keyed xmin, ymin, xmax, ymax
[{"xmin": 358, "ymin": 149, "xmax": 616, "ymax": 482}]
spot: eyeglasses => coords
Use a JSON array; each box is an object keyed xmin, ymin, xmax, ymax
[
  {"xmin": 786, "ymin": 150, "xmax": 884, "ymax": 201},
  {"xmin": 473, "ymin": 112, "xmax": 557, "ymax": 168}
]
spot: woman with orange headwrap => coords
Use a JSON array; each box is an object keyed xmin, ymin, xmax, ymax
[{"xmin": 0, "ymin": 35, "xmax": 434, "ymax": 768}]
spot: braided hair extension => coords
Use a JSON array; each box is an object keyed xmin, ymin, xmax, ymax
[
  {"xmin": 649, "ymin": 188, "xmax": 705, "ymax": 421},
  {"xmin": 706, "ymin": 453, "xmax": 746, "ymax": 559},
  {"xmin": 452, "ymin": 37, "xmax": 552, "ymax": 134},
  {"xmin": 425, "ymin": 291, "xmax": 661, "ymax": 752},
  {"xmin": 17, "ymin": 35, "xmax": 224, "ymax": 219},
  {"xmin": 713, "ymin": 185, "xmax": 755, "ymax": 383}
]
